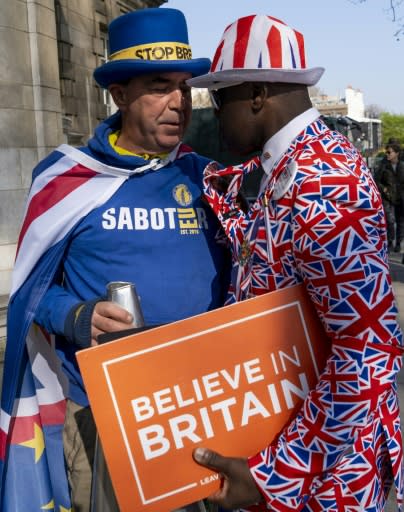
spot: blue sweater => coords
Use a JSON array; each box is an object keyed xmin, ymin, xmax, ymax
[{"xmin": 35, "ymin": 112, "xmax": 230, "ymax": 406}]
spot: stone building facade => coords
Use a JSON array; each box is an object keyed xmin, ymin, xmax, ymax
[{"xmin": 0, "ymin": 0, "xmax": 165, "ymax": 303}]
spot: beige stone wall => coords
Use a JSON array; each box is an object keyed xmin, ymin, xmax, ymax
[{"xmin": 0, "ymin": 0, "xmax": 62, "ymax": 297}]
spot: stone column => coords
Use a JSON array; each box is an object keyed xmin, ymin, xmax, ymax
[{"xmin": 0, "ymin": 0, "xmax": 63, "ymax": 302}]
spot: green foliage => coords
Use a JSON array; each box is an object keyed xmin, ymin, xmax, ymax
[{"xmin": 380, "ymin": 112, "xmax": 404, "ymax": 145}]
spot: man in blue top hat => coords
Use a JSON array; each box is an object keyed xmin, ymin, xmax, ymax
[{"xmin": 0, "ymin": 8, "xmax": 230, "ymax": 512}]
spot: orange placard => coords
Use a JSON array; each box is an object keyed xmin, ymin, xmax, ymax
[{"xmin": 77, "ymin": 284, "xmax": 329, "ymax": 512}]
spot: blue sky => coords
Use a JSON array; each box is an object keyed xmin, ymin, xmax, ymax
[{"xmin": 163, "ymin": 0, "xmax": 404, "ymax": 114}]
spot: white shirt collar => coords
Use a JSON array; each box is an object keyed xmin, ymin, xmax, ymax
[{"xmin": 260, "ymin": 107, "xmax": 320, "ymax": 176}]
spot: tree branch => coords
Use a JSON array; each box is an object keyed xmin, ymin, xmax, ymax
[{"xmin": 349, "ymin": 0, "xmax": 404, "ymax": 39}]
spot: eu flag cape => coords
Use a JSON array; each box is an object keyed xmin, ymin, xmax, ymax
[{"xmin": 0, "ymin": 143, "xmax": 190, "ymax": 510}]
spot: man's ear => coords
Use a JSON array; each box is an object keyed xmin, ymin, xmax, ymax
[
  {"xmin": 108, "ymin": 83, "xmax": 128, "ymax": 109},
  {"xmin": 250, "ymin": 83, "xmax": 268, "ymax": 113}
]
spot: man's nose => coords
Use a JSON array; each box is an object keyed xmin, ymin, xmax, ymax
[{"xmin": 169, "ymin": 89, "xmax": 186, "ymax": 109}]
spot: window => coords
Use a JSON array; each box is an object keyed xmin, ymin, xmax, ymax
[{"xmin": 99, "ymin": 24, "xmax": 116, "ymax": 116}]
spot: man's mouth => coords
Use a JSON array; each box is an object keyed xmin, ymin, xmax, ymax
[{"xmin": 161, "ymin": 120, "xmax": 182, "ymax": 126}]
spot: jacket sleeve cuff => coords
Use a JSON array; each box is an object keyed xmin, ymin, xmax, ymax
[
  {"xmin": 64, "ymin": 298, "xmax": 103, "ymax": 349},
  {"xmin": 247, "ymin": 453, "xmax": 271, "ymax": 510}
]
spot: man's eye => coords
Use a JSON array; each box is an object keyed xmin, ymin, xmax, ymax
[{"xmin": 152, "ymin": 87, "xmax": 169, "ymax": 94}]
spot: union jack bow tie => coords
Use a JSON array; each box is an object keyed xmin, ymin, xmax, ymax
[{"xmin": 203, "ymin": 156, "xmax": 262, "ymax": 300}]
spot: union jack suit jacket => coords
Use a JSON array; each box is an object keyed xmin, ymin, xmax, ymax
[{"xmin": 203, "ymin": 109, "xmax": 404, "ymax": 511}]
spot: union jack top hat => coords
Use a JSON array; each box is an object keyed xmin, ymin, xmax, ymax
[{"xmin": 188, "ymin": 14, "xmax": 324, "ymax": 88}]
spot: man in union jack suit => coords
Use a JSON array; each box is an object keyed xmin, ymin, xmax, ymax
[
  {"xmin": 0, "ymin": 8, "xmax": 230, "ymax": 511},
  {"xmin": 188, "ymin": 13, "xmax": 404, "ymax": 512}
]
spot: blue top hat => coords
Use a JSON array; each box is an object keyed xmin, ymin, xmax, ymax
[{"xmin": 93, "ymin": 8, "xmax": 211, "ymax": 88}]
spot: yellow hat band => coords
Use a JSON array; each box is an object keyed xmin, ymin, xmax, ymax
[{"xmin": 110, "ymin": 41, "xmax": 192, "ymax": 62}]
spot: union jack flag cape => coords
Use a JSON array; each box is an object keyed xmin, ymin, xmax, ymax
[
  {"xmin": 0, "ymin": 143, "xmax": 191, "ymax": 510},
  {"xmin": 204, "ymin": 114, "xmax": 404, "ymax": 511}
]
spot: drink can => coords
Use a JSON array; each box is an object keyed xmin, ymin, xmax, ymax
[{"xmin": 106, "ymin": 281, "xmax": 145, "ymax": 327}]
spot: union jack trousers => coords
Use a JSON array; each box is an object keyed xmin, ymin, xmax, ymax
[{"xmin": 203, "ymin": 117, "xmax": 404, "ymax": 511}]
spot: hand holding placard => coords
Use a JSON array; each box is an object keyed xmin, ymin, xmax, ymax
[{"xmin": 193, "ymin": 448, "xmax": 262, "ymax": 510}]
